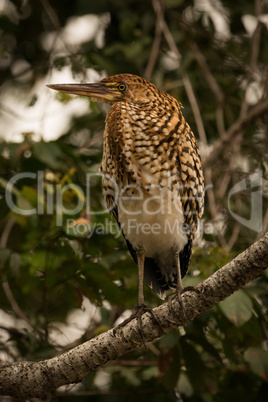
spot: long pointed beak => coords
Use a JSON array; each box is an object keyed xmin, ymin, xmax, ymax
[{"xmin": 47, "ymin": 83, "xmax": 122, "ymax": 103}]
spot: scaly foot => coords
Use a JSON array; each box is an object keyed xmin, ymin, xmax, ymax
[
  {"xmin": 168, "ymin": 286, "xmax": 201, "ymax": 321},
  {"xmin": 113, "ymin": 304, "xmax": 163, "ymax": 347}
]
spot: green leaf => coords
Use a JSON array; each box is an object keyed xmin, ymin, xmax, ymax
[
  {"xmin": 219, "ymin": 290, "xmax": 253, "ymax": 327},
  {"xmin": 177, "ymin": 372, "xmax": 194, "ymax": 398},
  {"xmin": 141, "ymin": 366, "xmax": 159, "ymax": 381},
  {"xmin": 0, "ymin": 177, "xmax": 34, "ymax": 214},
  {"xmin": 20, "ymin": 186, "xmax": 38, "ymax": 205},
  {"xmin": 31, "ymin": 142, "xmax": 67, "ymax": 170},
  {"xmin": 159, "ymin": 331, "xmax": 180, "ymax": 352},
  {"xmin": 28, "ymin": 94, "xmax": 38, "ymax": 107},
  {"xmin": 244, "ymin": 347, "xmax": 268, "ymax": 381}
]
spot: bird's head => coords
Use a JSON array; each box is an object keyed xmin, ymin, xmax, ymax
[{"xmin": 47, "ymin": 74, "xmax": 163, "ymax": 107}]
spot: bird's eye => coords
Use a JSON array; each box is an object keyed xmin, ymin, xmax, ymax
[{"xmin": 118, "ymin": 83, "xmax": 126, "ymax": 91}]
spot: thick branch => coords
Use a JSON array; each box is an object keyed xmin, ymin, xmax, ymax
[{"xmin": 0, "ymin": 233, "xmax": 267, "ymax": 399}]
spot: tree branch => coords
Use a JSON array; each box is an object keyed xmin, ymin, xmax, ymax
[
  {"xmin": 144, "ymin": 1, "xmax": 162, "ymax": 80},
  {"xmin": 190, "ymin": 42, "xmax": 224, "ymax": 106},
  {"xmin": 0, "ymin": 217, "xmax": 44, "ymax": 336},
  {"xmin": 203, "ymin": 97, "xmax": 268, "ymax": 168},
  {"xmin": 151, "ymin": 0, "xmax": 208, "ymax": 146},
  {"xmin": 0, "ymin": 232, "xmax": 267, "ymax": 399}
]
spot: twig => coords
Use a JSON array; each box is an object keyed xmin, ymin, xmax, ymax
[
  {"xmin": 257, "ymin": 205, "xmax": 268, "ymax": 239},
  {"xmin": 40, "ymin": 0, "xmax": 87, "ymax": 79},
  {"xmin": 2, "ymin": 282, "xmax": 33, "ymax": 326},
  {"xmin": 181, "ymin": 74, "xmax": 208, "ymax": 146},
  {"xmin": 227, "ymin": 222, "xmax": 241, "ymax": 251},
  {"xmin": 239, "ymin": 0, "xmax": 263, "ymax": 118},
  {"xmin": 152, "ymin": 0, "xmax": 180, "ymax": 60},
  {"xmin": 215, "ymin": 107, "xmax": 226, "ymax": 138},
  {"xmin": 144, "ymin": 6, "xmax": 162, "ymax": 80},
  {"xmin": 190, "ymin": 43, "xmax": 224, "ymax": 105},
  {"xmin": 151, "ymin": 0, "xmax": 208, "ymax": 146},
  {"xmin": 0, "ymin": 217, "xmax": 30, "ymax": 323},
  {"xmin": 0, "ymin": 216, "xmax": 17, "ymax": 249},
  {"xmin": 0, "ymin": 217, "xmax": 45, "ymax": 336},
  {"xmin": 40, "ymin": 0, "xmax": 62, "ymax": 31},
  {"xmin": 215, "ymin": 134, "xmax": 242, "ymax": 204},
  {"xmin": 204, "ymin": 169, "xmax": 227, "ymax": 248},
  {"xmin": 189, "ymin": 42, "xmax": 227, "ymax": 137},
  {"xmin": 203, "ymin": 97, "xmax": 268, "ymax": 168}
]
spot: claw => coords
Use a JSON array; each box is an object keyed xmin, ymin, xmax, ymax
[
  {"xmin": 168, "ymin": 286, "xmax": 199, "ymax": 321},
  {"xmin": 181, "ymin": 285, "xmax": 201, "ymax": 295},
  {"xmin": 113, "ymin": 304, "xmax": 164, "ymax": 347},
  {"xmin": 168, "ymin": 291, "xmax": 186, "ymax": 320}
]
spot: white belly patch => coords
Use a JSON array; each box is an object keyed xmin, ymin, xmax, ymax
[{"xmin": 117, "ymin": 188, "xmax": 187, "ymax": 261}]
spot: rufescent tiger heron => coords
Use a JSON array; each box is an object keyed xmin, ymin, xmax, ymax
[{"xmin": 48, "ymin": 74, "xmax": 204, "ymax": 330}]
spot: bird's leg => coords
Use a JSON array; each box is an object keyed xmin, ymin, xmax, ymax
[
  {"xmin": 168, "ymin": 252, "xmax": 200, "ymax": 319},
  {"xmin": 168, "ymin": 253, "xmax": 186, "ymax": 319},
  {"xmin": 113, "ymin": 248, "xmax": 163, "ymax": 345},
  {"xmin": 137, "ymin": 247, "xmax": 145, "ymax": 307},
  {"xmin": 175, "ymin": 253, "xmax": 183, "ymax": 297},
  {"xmin": 133, "ymin": 248, "xmax": 163, "ymax": 344}
]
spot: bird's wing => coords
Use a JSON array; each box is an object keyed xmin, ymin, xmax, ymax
[
  {"xmin": 176, "ymin": 129, "xmax": 204, "ymax": 276},
  {"xmin": 177, "ymin": 130, "xmax": 204, "ymax": 228}
]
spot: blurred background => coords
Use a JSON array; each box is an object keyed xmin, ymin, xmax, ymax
[{"xmin": 0, "ymin": 0, "xmax": 268, "ymax": 400}]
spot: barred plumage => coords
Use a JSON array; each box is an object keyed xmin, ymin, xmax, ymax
[{"xmin": 48, "ymin": 73, "xmax": 204, "ymax": 305}]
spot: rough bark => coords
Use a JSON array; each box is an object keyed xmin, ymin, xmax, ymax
[{"xmin": 0, "ymin": 232, "xmax": 267, "ymax": 399}]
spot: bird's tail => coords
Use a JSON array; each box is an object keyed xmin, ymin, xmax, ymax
[
  {"xmin": 144, "ymin": 257, "xmax": 172, "ymax": 300},
  {"xmin": 124, "ymin": 234, "xmax": 193, "ymax": 300},
  {"xmin": 144, "ymin": 239, "xmax": 193, "ymax": 300}
]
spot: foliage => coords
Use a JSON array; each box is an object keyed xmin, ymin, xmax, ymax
[{"xmin": 0, "ymin": 0, "xmax": 268, "ymax": 400}]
